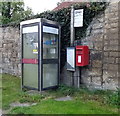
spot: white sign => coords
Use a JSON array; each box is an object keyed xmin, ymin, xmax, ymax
[
  {"xmin": 74, "ymin": 9, "xmax": 83, "ymax": 27},
  {"xmin": 43, "ymin": 26, "xmax": 58, "ymax": 34},
  {"xmin": 23, "ymin": 26, "xmax": 38, "ymax": 33},
  {"xmin": 67, "ymin": 47, "xmax": 75, "ymax": 71},
  {"xmin": 78, "ymin": 56, "xmax": 81, "ymax": 63}
]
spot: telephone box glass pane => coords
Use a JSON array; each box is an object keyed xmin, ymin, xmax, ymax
[
  {"xmin": 23, "ymin": 32, "xmax": 38, "ymax": 59},
  {"xmin": 23, "ymin": 64, "xmax": 38, "ymax": 88},
  {"xmin": 43, "ymin": 33, "xmax": 58, "ymax": 59},
  {"xmin": 43, "ymin": 64, "xmax": 58, "ymax": 88}
]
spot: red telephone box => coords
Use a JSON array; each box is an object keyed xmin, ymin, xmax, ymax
[{"xmin": 76, "ymin": 46, "xmax": 89, "ymax": 66}]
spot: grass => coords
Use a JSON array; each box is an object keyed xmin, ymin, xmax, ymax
[
  {"xmin": 2, "ymin": 74, "xmax": 119, "ymax": 114},
  {"xmin": 2, "ymin": 74, "xmax": 21, "ymax": 110}
]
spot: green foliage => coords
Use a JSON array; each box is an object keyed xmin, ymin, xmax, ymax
[
  {"xmin": 2, "ymin": 74, "xmax": 21, "ymax": 110},
  {"xmin": 10, "ymin": 99, "xmax": 117, "ymax": 114},
  {"xmin": 57, "ymin": 84, "xmax": 79, "ymax": 96},
  {"xmin": 0, "ymin": 2, "xmax": 33, "ymax": 25},
  {"xmin": 104, "ymin": 89, "xmax": 120, "ymax": 107},
  {"xmin": 18, "ymin": 92, "xmax": 44, "ymax": 103}
]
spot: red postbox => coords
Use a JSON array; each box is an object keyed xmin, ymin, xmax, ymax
[{"xmin": 76, "ymin": 46, "xmax": 89, "ymax": 66}]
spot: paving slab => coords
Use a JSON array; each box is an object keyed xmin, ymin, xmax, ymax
[
  {"xmin": 10, "ymin": 102, "xmax": 37, "ymax": 107},
  {"xmin": 55, "ymin": 96, "xmax": 73, "ymax": 101}
]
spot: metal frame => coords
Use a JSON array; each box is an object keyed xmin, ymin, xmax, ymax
[{"xmin": 20, "ymin": 18, "xmax": 60, "ymax": 91}]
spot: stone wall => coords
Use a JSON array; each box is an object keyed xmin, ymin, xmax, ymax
[
  {"xmin": 61, "ymin": 2, "xmax": 120, "ymax": 90},
  {"xmin": 0, "ymin": 2, "xmax": 119, "ymax": 90},
  {"xmin": 0, "ymin": 26, "xmax": 21, "ymax": 76}
]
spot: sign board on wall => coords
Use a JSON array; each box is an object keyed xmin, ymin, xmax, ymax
[
  {"xmin": 74, "ymin": 9, "xmax": 83, "ymax": 27},
  {"xmin": 67, "ymin": 47, "xmax": 75, "ymax": 71}
]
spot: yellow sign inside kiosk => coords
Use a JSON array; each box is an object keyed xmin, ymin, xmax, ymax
[{"xmin": 33, "ymin": 49, "xmax": 38, "ymax": 54}]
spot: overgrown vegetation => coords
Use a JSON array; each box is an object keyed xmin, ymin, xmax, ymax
[
  {"xmin": 2, "ymin": 74, "xmax": 119, "ymax": 114},
  {"xmin": 0, "ymin": 2, "xmax": 33, "ymax": 25}
]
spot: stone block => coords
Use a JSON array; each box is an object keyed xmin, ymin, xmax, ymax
[
  {"xmin": 110, "ymin": 40, "xmax": 119, "ymax": 45},
  {"xmin": 7, "ymin": 43, "xmax": 13, "ymax": 49},
  {"xmin": 110, "ymin": 22, "xmax": 119, "ymax": 28},
  {"xmin": 0, "ymin": 40, "xmax": 2, "ymax": 48},
  {"xmin": 94, "ymin": 42, "xmax": 103, "ymax": 50},
  {"xmin": 92, "ymin": 76, "xmax": 102, "ymax": 87},
  {"xmin": 104, "ymin": 40, "xmax": 109, "ymax": 46},
  {"xmin": 109, "ymin": 52, "xmax": 119, "ymax": 57},
  {"xmin": 103, "ymin": 64, "xmax": 108, "ymax": 70},
  {"xmin": 105, "ymin": 28, "xmax": 119, "ymax": 35},
  {"xmin": 92, "ymin": 23, "xmax": 103, "ymax": 30},
  {"xmin": 103, "ymin": 57, "xmax": 115, "ymax": 63},
  {"xmin": 104, "ymin": 45, "xmax": 119, "ymax": 51},
  {"xmin": 116, "ymin": 58, "xmax": 120, "ymax": 64},
  {"xmin": 92, "ymin": 60, "xmax": 102, "ymax": 68},
  {"xmin": 94, "ymin": 34, "xmax": 104, "ymax": 42},
  {"xmin": 92, "ymin": 29, "xmax": 103, "ymax": 35},
  {"xmin": 105, "ymin": 17, "xmax": 119, "ymax": 24},
  {"xmin": 102, "ymin": 77, "xmax": 118, "ymax": 90},
  {"xmin": 87, "ymin": 42, "xmax": 94, "ymax": 49},
  {"xmin": 108, "ymin": 45, "xmax": 119, "ymax": 51},
  {"xmin": 81, "ymin": 76, "xmax": 91, "ymax": 85},
  {"xmin": 90, "ymin": 68, "xmax": 102, "ymax": 76},
  {"xmin": 105, "ymin": 22, "xmax": 118, "ymax": 29},
  {"xmin": 103, "ymin": 70, "xmax": 117, "ymax": 80},
  {"xmin": 104, "ymin": 52, "xmax": 109, "ymax": 57},
  {"xmin": 108, "ymin": 64, "xmax": 118, "ymax": 71},
  {"xmin": 90, "ymin": 51, "xmax": 102, "ymax": 60}
]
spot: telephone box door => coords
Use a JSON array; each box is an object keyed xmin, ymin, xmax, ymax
[
  {"xmin": 41, "ymin": 24, "xmax": 60, "ymax": 90},
  {"xmin": 22, "ymin": 24, "xmax": 39, "ymax": 89}
]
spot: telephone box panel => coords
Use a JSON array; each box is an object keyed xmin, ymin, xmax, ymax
[
  {"xmin": 76, "ymin": 46, "xmax": 89, "ymax": 66},
  {"xmin": 20, "ymin": 18, "xmax": 60, "ymax": 91}
]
